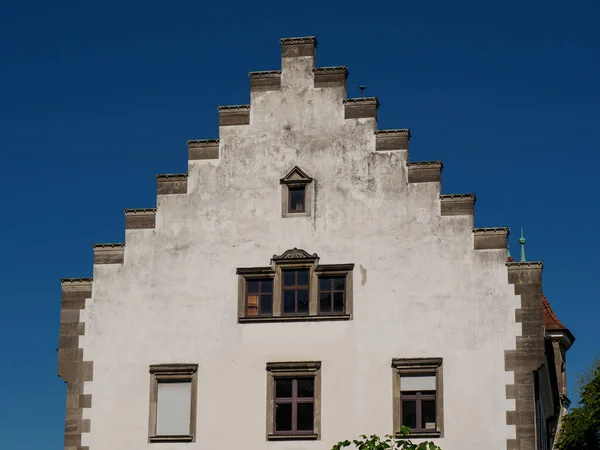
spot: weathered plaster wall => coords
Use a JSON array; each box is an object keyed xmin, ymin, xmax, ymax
[{"xmin": 77, "ymin": 39, "xmax": 522, "ymax": 450}]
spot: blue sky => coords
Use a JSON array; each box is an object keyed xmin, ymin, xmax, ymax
[{"xmin": 1, "ymin": 1, "xmax": 599, "ymax": 447}]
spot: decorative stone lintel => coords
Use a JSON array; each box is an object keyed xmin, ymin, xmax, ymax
[
  {"xmin": 280, "ymin": 36, "xmax": 317, "ymax": 58},
  {"xmin": 92, "ymin": 243, "xmax": 125, "ymax": 264},
  {"xmin": 188, "ymin": 139, "xmax": 219, "ymax": 160},
  {"xmin": 375, "ymin": 129, "xmax": 410, "ymax": 152},
  {"xmin": 124, "ymin": 208, "xmax": 157, "ymax": 230},
  {"xmin": 156, "ymin": 173, "xmax": 188, "ymax": 195},
  {"xmin": 344, "ymin": 97, "xmax": 379, "ymax": 120},
  {"xmin": 440, "ymin": 194, "xmax": 476, "ymax": 216},
  {"xmin": 313, "ymin": 66, "xmax": 348, "ymax": 88},
  {"xmin": 472, "ymin": 227, "xmax": 508, "ymax": 250},
  {"xmin": 249, "ymin": 70, "xmax": 281, "ymax": 92},
  {"xmin": 407, "ymin": 161, "xmax": 443, "ymax": 183},
  {"xmin": 218, "ymin": 105, "xmax": 250, "ymax": 126},
  {"xmin": 272, "ymin": 248, "xmax": 319, "ymax": 263}
]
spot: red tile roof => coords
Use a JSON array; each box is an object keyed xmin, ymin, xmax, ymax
[{"xmin": 542, "ymin": 295, "xmax": 566, "ymax": 330}]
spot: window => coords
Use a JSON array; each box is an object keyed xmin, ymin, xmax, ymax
[
  {"xmin": 246, "ymin": 279, "xmax": 273, "ymax": 316},
  {"xmin": 319, "ymin": 276, "xmax": 346, "ymax": 313},
  {"xmin": 282, "ymin": 269, "xmax": 310, "ymax": 314},
  {"xmin": 281, "ymin": 166, "xmax": 312, "ymax": 218},
  {"xmin": 288, "ymin": 186, "xmax": 306, "ymax": 213},
  {"xmin": 392, "ymin": 358, "xmax": 443, "ymax": 438},
  {"xmin": 266, "ymin": 361, "xmax": 321, "ymax": 440},
  {"xmin": 237, "ymin": 249, "xmax": 354, "ymax": 323},
  {"xmin": 274, "ymin": 378, "xmax": 315, "ymax": 434},
  {"xmin": 149, "ymin": 364, "xmax": 198, "ymax": 442}
]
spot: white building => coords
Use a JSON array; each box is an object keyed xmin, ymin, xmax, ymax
[{"xmin": 58, "ymin": 37, "xmax": 573, "ymax": 450}]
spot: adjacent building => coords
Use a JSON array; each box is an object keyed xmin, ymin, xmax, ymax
[{"xmin": 57, "ymin": 36, "xmax": 574, "ymax": 450}]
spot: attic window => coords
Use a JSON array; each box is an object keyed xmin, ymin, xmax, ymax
[{"xmin": 280, "ymin": 166, "xmax": 312, "ymax": 218}]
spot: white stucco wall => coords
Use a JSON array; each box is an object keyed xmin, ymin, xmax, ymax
[{"xmin": 79, "ymin": 50, "xmax": 520, "ymax": 450}]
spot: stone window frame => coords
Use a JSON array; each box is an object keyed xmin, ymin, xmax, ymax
[
  {"xmin": 281, "ymin": 166, "xmax": 312, "ymax": 218},
  {"xmin": 392, "ymin": 358, "xmax": 444, "ymax": 439},
  {"xmin": 237, "ymin": 249, "xmax": 354, "ymax": 323},
  {"xmin": 148, "ymin": 364, "xmax": 198, "ymax": 443},
  {"xmin": 266, "ymin": 361, "xmax": 321, "ymax": 441}
]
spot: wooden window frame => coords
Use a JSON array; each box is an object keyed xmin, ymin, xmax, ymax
[
  {"xmin": 148, "ymin": 364, "xmax": 198, "ymax": 443},
  {"xmin": 317, "ymin": 274, "xmax": 347, "ymax": 315},
  {"xmin": 266, "ymin": 361, "xmax": 321, "ymax": 441},
  {"xmin": 281, "ymin": 268, "xmax": 311, "ymax": 316},
  {"xmin": 392, "ymin": 358, "xmax": 443, "ymax": 439},
  {"xmin": 273, "ymin": 377, "xmax": 315, "ymax": 435},
  {"xmin": 237, "ymin": 251, "xmax": 354, "ymax": 323},
  {"xmin": 246, "ymin": 278, "xmax": 274, "ymax": 317},
  {"xmin": 287, "ymin": 185, "xmax": 306, "ymax": 213}
]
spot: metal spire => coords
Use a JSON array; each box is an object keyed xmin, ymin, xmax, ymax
[
  {"xmin": 518, "ymin": 227, "xmax": 526, "ymax": 262},
  {"xmin": 507, "ymin": 244, "xmax": 512, "ymax": 260}
]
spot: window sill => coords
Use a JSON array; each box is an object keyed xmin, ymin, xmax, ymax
[
  {"xmin": 239, "ymin": 314, "xmax": 350, "ymax": 324},
  {"xmin": 395, "ymin": 431, "xmax": 441, "ymax": 439},
  {"xmin": 149, "ymin": 435, "xmax": 194, "ymax": 443},
  {"xmin": 267, "ymin": 433, "xmax": 319, "ymax": 441}
]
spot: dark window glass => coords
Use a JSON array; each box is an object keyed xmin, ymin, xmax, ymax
[
  {"xmin": 297, "ymin": 403, "xmax": 314, "ymax": 431},
  {"xmin": 402, "ymin": 400, "xmax": 417, "ymax": 430},
  {"xmin": 421, "ymin": 400, "xmax": 436, "ymax": 430},
  {"xmin": 297, "ymin": 378, "xmax": 314, "ymax": 397},
  {"xmin": 260, "ymin": 295, "xmax": 273, "ymax": 315},
  {"xmin": 297, "ymin": 270, "xmax": 309, "ymax": 286},
  {"xmin": 276, "ymin": 379, "xmax": 293, "ymax": 398},
  {"xmin": 246, "ymin": 279, "xmax": 273, "ymax": 317},
  {"xmin": 283, "ymin": 291, "xmax": 295, "ymax": 313},
  {"xmin": 275, "ymin": 403, "xmax": 292, "ymax": 431},
  {"xmin": 297, "ymin": 290, "xmax": 309, "ymax": 313},
  {"xmin": 320, "ymin": 293, "xmax": 332, "ymax": 312},
  {"xmin": 289, "ymin": 187, "xmax": 305, "ymax": 213},
  {"xmin": 283, "ymin": 270, "xmax": 295, "ymax": 286},
  {"xmin": 318, "ymin": 276, "xmax": 346, "ymax": 314},
  {"xmin": 282, "ymin": 269, "xmax": 310, "ymax": 315}
]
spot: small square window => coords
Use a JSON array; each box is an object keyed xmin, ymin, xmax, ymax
[
  {"xmin": 266, "ymin": 362, "xmax": 321, "ymax": 441},
  {"xmin": 288, "ymin": 187, "xmax": 306, "ymax": 213},
  {"xmin": 149, "ymin": 364, "xmax": 198, "ymax": 443}
]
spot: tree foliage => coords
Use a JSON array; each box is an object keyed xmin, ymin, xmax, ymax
[
  {"xmin": 557, "ymin": 357, "xmax": 600, "ymax": 450},
  {"xmin": 332, "ymin": 428, "xmax": 441, "ymax": 450}
]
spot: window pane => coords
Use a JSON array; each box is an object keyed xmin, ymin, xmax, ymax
[
  {"xmin": 297, "ymin": 270, "xmax": 309, "ymax": 286},
  {"xmin": 297, "ymin": 289, "xmax": 309, "ymax": 313},
  {"xmin": 283, "ymin": 270, "xmax": 295, "ymax": 286},
  {"xmin": 283, "ymin": 291, "xmax": 295, "ymax": 313},
  {"xmin": 297, "ymin": 402, "xmax": 314, "ymax": 431},
  {"xmin": 333, "ymin": 277, "xmax": 345, "ymax": 290},
  {"xmin": 401, "ymin": 399, "xmax": 417, "ymax": 430},
  {"xmin": 275, "ymin": 379, "xmax": 293, "ymax": 398},
  {"xmin": 156, "ymin": 382, "xmax": 191, "ymax": 436},
  {"xmin": 289, "ymin": 187, "xmax": 305, "ymax": 212},
  {"xmin": 421, "ymin": 400, "xmax": 436, "ymax": 430},
  {"xmin": 319, "ymin": 277, "xmax": 332, "ymax": 291},
  {"xmin": 247, "ymin": 280, "xmax": 259, "ymax": 294},
  {"xmin": 260, "ymin": 294, "xmax": 272, "ymax": 315},
  {"xmin": 275, "ymin": 403, "xmax": 292, "ymax": 431},
  {"xmin": 247, "ymin": 295, "xmax": 259, "ymax": 316},
  {"xmin": 297, "ymin": 378, "xmax": 314, "ymax": 397},
  {"xmin": 333, "ymin": 292, "xmax": 345, "ymax": 312},
  {"xmin": 320, "ymin": 293, "xmax": 332, "ymax": 312},
  {"xmin": 401, "ymin": 375, "xmax": 436, "ymax": 391},
  {"xmin": 262, "ymin": 279, "xmax": 273, "ymax": 293}
]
